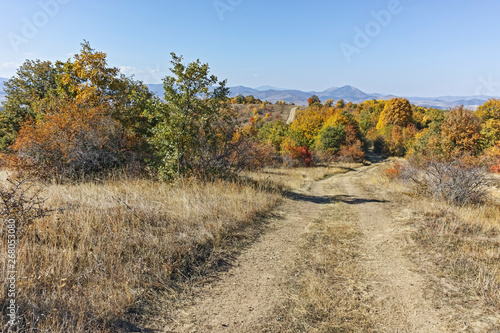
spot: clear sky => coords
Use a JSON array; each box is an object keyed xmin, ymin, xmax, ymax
[{"xmin": 1, "ymin": 0, "xmax": 500, "ymax": 97}]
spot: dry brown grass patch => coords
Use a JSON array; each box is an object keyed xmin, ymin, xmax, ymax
[
  {"xmin": 0, "ymin": 176, "xmax": 280, "ymax": 332},
  {"xmin": 388, "ymin": 177, "xmax": 500, "ymax": 330}
]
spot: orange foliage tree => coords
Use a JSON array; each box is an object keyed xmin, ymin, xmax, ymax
[
  {"xmin": 13, "ymin": 97, "xmax": 130, "ymax": 178},
  {"xmin": 441, "ymin": 106, "xmax": 481, "ymax": 157}
]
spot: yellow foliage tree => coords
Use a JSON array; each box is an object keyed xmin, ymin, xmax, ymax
[
  {"xmin": 475, "ymin": 98, "xmax": 500, "ymax": 121},
  {"xmin": 376, "ymin": 98, "xmax": 413, "ymax": 130},
  {"xmin": 289, "ymin": 106, "xmax": 325, "ymax": 147}
]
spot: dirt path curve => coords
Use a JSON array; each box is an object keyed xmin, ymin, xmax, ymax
[{"xmin": 161, "ymin": 162, "xmax": 451, "ymax": 332}]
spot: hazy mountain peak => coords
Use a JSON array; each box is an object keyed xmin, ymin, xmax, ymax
[{"xmin": 0, "ymin": 77, "xmax": 493, "ymax": 110}]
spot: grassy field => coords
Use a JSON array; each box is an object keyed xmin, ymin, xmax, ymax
[{"xmin": 0, "ymin": 173, "xmax": 281, "ymax": 332}]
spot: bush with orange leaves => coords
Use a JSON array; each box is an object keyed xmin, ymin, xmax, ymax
[
  {"xmin": 283, "ymin": 145, "xmax": 313, "ymax": 167},
  {"xmin": 484, "ymin": 143, "xmax": 500, "ymax": 173},
  {"xmin": 12, "ymin": 97, "xmax": 132, "ymax": 179},
  {"xmin": 337, "ymin": 124, "xmax": 365, "ymax": 163},
  {"xmin": 383, "ymin": 161, "xmax": 404, "ymax": 180}
]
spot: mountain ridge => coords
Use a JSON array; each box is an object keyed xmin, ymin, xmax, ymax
[{"xmin": 0, "ymin": 77, "xmax": 495, "ymax": 110}]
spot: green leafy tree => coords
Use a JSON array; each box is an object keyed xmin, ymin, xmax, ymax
[
  {"xmin": 257, "ymin": 120, "xmax": 288, "ymax": 151},
  {"xmin": 236, "ymin": 94, "xmax": 245, "ymax": 104},
  {"xmin": 0, "ymin": 60, "xmax": 63, "ymax": 150},
  {"xmin": 319, "ymin": 125, "xmax": 346, "ymax": 152},
  {"xmin": 147, "ymin": 53, "xmax": 240, "ymax": 179}
]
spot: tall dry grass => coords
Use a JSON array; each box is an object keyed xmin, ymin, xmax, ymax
[
  {"xmin": 386, "ymin": 166, "xmax": 500, "ymax": 329},
  {"xmin": 410, "ymin": 198, "xmax": 500, "ymax": 308},
  {"xmin": 0, "ymin": 175, "xmax": 280, "ymax": 332}
]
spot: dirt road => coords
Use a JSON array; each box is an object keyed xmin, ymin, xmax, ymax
[{"xmin": 160, "ymin": 162, "xmax": 452, "ymax": 332}]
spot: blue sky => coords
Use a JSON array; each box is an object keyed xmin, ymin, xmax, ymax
[{"xmin": 1, "ymin": 0, "xmax": 500, "ymax": 97}]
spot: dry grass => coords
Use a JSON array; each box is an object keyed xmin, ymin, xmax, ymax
[
  {"xmin": 410, "ymin": 199, "xmax": 500, "ymax": 307},
  {"xmin": 0, "ymin": 175, "xmax": 281, "ymax": 332},
  {"xmin": 388, "ymin": 173, "xmax": 500, "ymax": 330},
  {"xmin": 262, "ymin": 198, "xmax": 375, "ymax": 332}
]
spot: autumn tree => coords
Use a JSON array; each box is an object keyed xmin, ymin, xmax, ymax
[
  {"xmin": 475, "ymin": 98, "xmax": 500, "ymax": 122},
  {"xmin": 13, "ymin": 97, "xmax": 128, "ymax": 178},
  {"xmin": 0, "ymin": 41, "xmax": 153, "ymax": 152},
  {"xmin": 307, "ymin": 95, "xmax": 321, "ymax": 107},
  {"xmin": 324, "ymin": 99, "xmax": 335, "ymax": 108},
  {"xmin": 475, "ymin": 99, "xmax": 500, "ymax": 150},
  {"xmin": 288, "ymin": 106, "xmax": 325, "ymax": 147},
  {"xmin": 480, "ymin": 119, "xmax": 500, "ymax": 149},
  {"xmin": 442, "ymin": 106, "xmax": 481, "ymax": 157},
  {"xmin": 338, "ymin": 124, "xmax": 365, "ymax": 162},
  {"xmin": 376, "ymin": 97, "xmax": 413, "ymax": 130},
  {"xmin": 6, "ymin": 42, "xmax": 155, "ymax": 178},
  {"xmin": 58, "ymin": 41, "xmax": 154, "ymax": 138}
]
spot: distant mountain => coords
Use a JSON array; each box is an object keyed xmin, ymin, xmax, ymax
[
  {"xmin": 223, "ymin": 85, "xmax": 493, "ymax": 110},
  {"xmin": 226, "ymin": 85, "xmax": 374, "ymax": 105},
  {"xmin": 317, "ymin": 85, "xmax": 369, "ymax": 101},
  {"xmin": 255, "ymin": 85, "xmax": 289, "ymax": 91},
  {"xmin": 0, "ymin": 77, "xmax": 494, "ymax": 110}
]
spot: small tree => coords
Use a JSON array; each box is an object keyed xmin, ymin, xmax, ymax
[
  {"xmin": 319, "ymin": 125, "xmax": 346, "ymax": 152},
  {"xmin": 307, "ymin": 95, "xmax": 321, "ymax": 107},
  {"xmin": 147, "ymin": 53, "xmax": 244, "ymax": 179}
]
